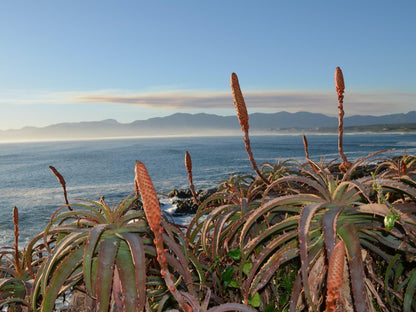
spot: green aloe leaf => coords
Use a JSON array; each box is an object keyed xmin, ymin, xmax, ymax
[
  {"xmin": 404, "ymin": 269, "xmax": 416, "ymax": 312},
  {"xmin": 118, "ymin": 232, "xmax": 147, "ymax": 311},
  {"xmin": 40, "ymin": 231, "xmax": 87, "ymax": 295},
  {"xmin": 298, "ymin": 202, "xmax": 326, "ymax": 312},
  {"xmin": 96, "ymin": 236, "xmax": 119, "ymax": 312},
  {"xmin": 83, "ymin": 223, "xmax": 109, "ymax": 295},
  {"xmin": 114, "ymin": 241, "xmax": 138, "ymax": 312},
  {"xmin": 41, "ymin": 247, "xmax": 84, "ymax": 312}
]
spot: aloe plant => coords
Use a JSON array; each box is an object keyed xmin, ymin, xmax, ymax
[
  {"xmin": 30, "ymin": 188, "xmax": 204, "ymax": 312},
  {"xmin": 0, "ymin": 208, "xmax": 34, "ymax": 311}
]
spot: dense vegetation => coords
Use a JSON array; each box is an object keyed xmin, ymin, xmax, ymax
[{"xmin": 1, "ymin": 68, "xmax": 416, "ymax": 311}]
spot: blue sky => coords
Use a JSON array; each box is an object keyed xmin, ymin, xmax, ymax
[{"xmin": 0, "ymin": 1, "xmax": 415, "ymax": 130}]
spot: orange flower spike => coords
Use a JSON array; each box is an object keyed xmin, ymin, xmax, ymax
[
  {"xmin": 185, "ymin": 151, "xmax": 192, "ymax": 173},
  {"xmin": 335, "ymin": 67, "xmax": 345, "ymax": 95},
  {"xmin": 231, "ymin": 72, "xmax": 249, "ymax": 132},
  {"xmin": 134, "ymin": 161, "xmax": 162, "ymax": 235},
  {"xmin": 325, "ymin": 240, "xmax": 346, "ymax": 312}
]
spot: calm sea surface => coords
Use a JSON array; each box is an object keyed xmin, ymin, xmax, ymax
[{"xmin": 1, "ymin": 133, "xmax": 416, "ymax": 247}]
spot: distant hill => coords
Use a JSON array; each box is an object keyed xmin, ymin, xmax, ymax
[{"xmin": 1, "ymin": 111, "xmax": 416, "ymax": 142}]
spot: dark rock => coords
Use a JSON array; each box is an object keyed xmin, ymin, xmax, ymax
[
  {"xmin": 174, "ymin": 199, "xmax": 199, "ymax": 214},
  {"xmin": 168, "ymin": 189, "xmax": 193, "ymax": 199},
  {"xmin": 170, "ymin": 187, "xmax": 218, "ymax": 215},
  {"xmin": 197, "ymin": 188, "xmax": 217, "ymax": 202}
]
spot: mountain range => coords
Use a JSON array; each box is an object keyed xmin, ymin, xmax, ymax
[{"xmin": 1, "ymin": 111, "xmax": 416, "ymax": 142}]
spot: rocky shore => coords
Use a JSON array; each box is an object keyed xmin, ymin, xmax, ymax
[{"xmin": 168, "ymin": 188, "xmax": 217, "ymax": 214}]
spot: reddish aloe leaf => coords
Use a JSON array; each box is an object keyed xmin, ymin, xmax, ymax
[
  {"xmin": 322, "ymin": 206, "xmax": 343, "ymax": 257},
  {"xmin": 298, "ymin": 202, "xmax": 326, "ymax": 311},
  {"xmin": 249, "ymin": 242, "xmax": 298, "ymax": 295},
  {"xmin": 338, "ymin": 224, "xmax": 370, "ymax": 312},
  {"xmin": 243, "ymin": 231, "xmax": 296, "ymax": 293},
  {"xmin": 206, "ymin": 303, "xmax": 257, "ymax": 312},
  {"xmin": 377, "ymin": 178, "xmax": 416, "ymax": 199},
  {"xmin": 325, "ymin": 240, "xmax": 345, "ymax": 312},
  {"xmin": 212, "ymin": 208, "xmax": 238, "ymax": 258},
  {"xmin": 162, "ymin": 233, "xmax": 197, "ymax": 297},
  {"xmin": 404, "ymin": 269, "xmax": 416, "ymax": 312},
  {"xmin": 289, "ymin": 272, "xmax": 303, "ymax": 312}
]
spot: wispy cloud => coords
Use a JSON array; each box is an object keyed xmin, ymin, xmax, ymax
[
  {"xmin": 76, "ymin": 90, "xmax": 415, "ymax": 116},
  {"xmin": 1, "ymin": 89, "xmax": 414, "ymax": 116}
]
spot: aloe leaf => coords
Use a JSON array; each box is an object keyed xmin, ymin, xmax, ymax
[
  {"xmin": 243, "ymin": 230, "xmax": 297, "ymax": 294},
  {"xmin": 0, "ymin": 298, "xmax": 30, "ymax": 310},
  {"xmin": 268, "ymin": 175, "xmax": 330, "ymax": 201},
  {"xmin": 298, "ymin": 202, "xmax": 326, "ymax": 311},
  {"xmin": 384, "ymin": 254, "xmax": 401, "ymax": 309},
  {"xmin": 240, "ymin": 194, "xmax": 320, "ymax": 248},
  {"xmin": 249, "ymin": 242, "xmax": 298, "ymax": 295},
  {"xmin": 115, "ymin": 193, "xmax": 137, "ymax": 216},
  {"xmin": 96, "ymin": 236, "xmax": 119, "ymax": 312},
  {"xmin": 119, "ymin": 233, "xmax": 147, "ymax": 311},
  {"xmin": 289, "ymin": 272, "xmax": 303, "ymax": 312},
  {"xmin": 73, "ymin": 200, "xmax": 114, "ymax": 222},
  {"xmin": 377, "ymin": 178, "xmax": 416, "ymax": 199},
  {"xmin": 343, "ymin": 179, "xmax": 372, "ymax": 202},
  {"xmin": 201, "ymin": 204, "xmax": 235, "ymax": 256},
  {"xmin": 403, "ymin": 269, "xmax": 416, "ymax": 312},
  {"xmin": 213, "ymin": 208, "xmax": 239, "ymax": 257},
  {"xmin": 359, "ymin": 238, "xmax": 393, "ymax": 263},
  {"xmin": 41, "ymin": 231, "xmax": 87, "ymax": 294},
  {"xmin": 358, "ymin": 203, "xmax": 416, "ymax": 236},
  {"xmin": 322, "ymin": 206, "xmax": 343, "ymax": 257},
  {"xmin": 83, "ymin": 223, "xmax": 109, "ymax": 295},
  {"xmin": 41, "ymin": 247, "xmax": 84, "ymax": 312},
  {"xmin": 361, "ymin": 229, "xmax": 416, "ymax": 253},
  {"xmin": 243, "ymin": 215, "xmax": 299, "ymax": 255},
  {"xmin": 338, "ymin": 223, "xmax": 370, "ymax": 312},
  {"xmin": 206, "ymin": 303, "xmax": 257, "ymax": 312},
  {"xmin": 161, "ymin": 233, "xmax": 196, "ymax": 296},
  {"xmin": 113, "ymin": 240, "xmax": 139, "ymax": 312}
]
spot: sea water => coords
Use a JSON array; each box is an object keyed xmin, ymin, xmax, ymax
[{"xmin": 1, "ymin": 133, "xmax": 415, "ymax": 247}]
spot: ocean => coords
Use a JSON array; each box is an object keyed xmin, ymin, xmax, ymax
[{"xmin": 1, "ymin": 133, "xmax": 415, "ymax": 247}]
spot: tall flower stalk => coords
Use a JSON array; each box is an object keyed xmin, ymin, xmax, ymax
[
  {"xmin": 49, "ymin": 165, "xmax": 72, "ymax": 210},
  {"xmin": 135, "ymin": 161, "xmax": 192, "ymax": 312},
  {"xmin": 335, "ymin": 67, "xmax": 351, "ymax": 172},
  {"xmin": 231, "ymin": 73, "xmax": 269, "ymax": 185},
  {"xmin": 185, "ymin": 151, "xmax": 200, "ymax": 205}
]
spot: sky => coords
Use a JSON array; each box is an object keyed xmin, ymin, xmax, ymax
[{"xmin": 0, "ymin": 1, "xmax": 415, "ymax": 130}]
